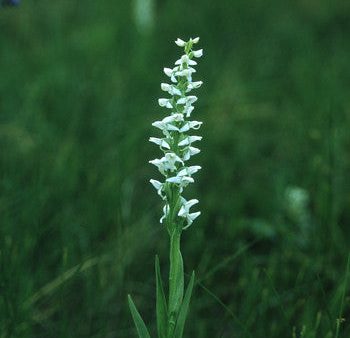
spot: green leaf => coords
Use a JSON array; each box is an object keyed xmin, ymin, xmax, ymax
[
  {"xmin": 168, "ymin": 231, "xmax": 184, "ymax": 317},
  {"xmin": 128, "ymin": 295, "xmax": 151, "ymax": 338},
  {"xmin": 173, "ymin": 272, "xmax": 195, "ymax": 338},
  {"xmin": 155, "ymin": 255, "xmax": 168, "ymax": 338}
]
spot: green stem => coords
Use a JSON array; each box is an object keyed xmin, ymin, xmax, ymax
[{"xmin": 168, "ymin": 229, "xmax": 184, "ymax": 337}]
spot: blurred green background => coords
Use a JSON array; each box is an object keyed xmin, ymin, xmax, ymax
[{"xmin": 1, "ymin": 0, "xmax": 350, "ymax": 337}]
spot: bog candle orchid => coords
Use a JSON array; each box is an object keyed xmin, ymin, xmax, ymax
[{"xmin": 128, "ymin": 37, "xmax": 203, "ymax": 338}]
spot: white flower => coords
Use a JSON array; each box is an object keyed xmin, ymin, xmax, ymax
[
  {"xmin": 150, "ymin": 179, "xmax": 165, "ymax": 199},
  {"xmin": 182, "ymin": 146, "xmax": 200, "ymax": 161},
  {"xmin": 166, "ymin": 165, "xmax": 201, "ymax": 187},
  {"xmin": 149, "ymin": 152, "xmax": 183, "ymax": 174},
  {"xmin": 175, "ymin": 38, "xmax": 186, "ymax": 47},
  {"xmin": 176, "ymin": 96, "xmax": 198, "ymax": 117},
  {"xmin": 191, "ymin": 37, "xmax": 200, "ymax": 44},
  {"xmin": 163, "ymin": 113, "xmax": 184, "ymax": 123},
  {"xmin": 183, "ymin": 105, "xmax": 194, "ymax": 117},
  {"xmin": 176, "ymin": 67, "xmax": 196, "ymax": 81},
  {"xmin": 175, "ymin": 55, "xmax": 197, "ymax": 66},
  {"xmin": 177, "ymin": 96, "xmax": 197, "ymax": 105},
  {"xmin": 178, "ymin": 198, "xmax": 200, "ymax": 229},
  {"xmin": 163, "ymin": 67, "xmax": 173, "ymax": 77},
  {"xmin": 152, "ymin": 121, "xmax": 177, "ymax": 136},
  {"xmin": 152, "ymin": 114, "xmax": 185, "ymax": 135},
  {"xmin": 149, "ymin": 137, "xmax": 170, "ymax": 149},
  {"xmin": 177, "ymin": 165, "xmax": 201, "ymax": 176},
  {"xmin": 158, "ymin": 98, "xmax": 173, "ymax": 109},
  {"xmin": 186, "ymin": 81, "xmax": 203, "ymax": 92},
  {"xmin": 163, "ymin": 67, "xmax": 178, "ymax": 83},
  {"xmin": 166, "ymin": 175, "xmax": 194, "ymax": 186},
  {"xmin": 178, "ymin": 136, "xmax": 202, "ymax": 147},
  {"xmin": 192, "ymin": 49, "xmax": 203, "ymax": 58},
  {"xmin": 161, "ymin": 83, "xmax": 182, "ymax": 96},
  {"xmin": 149, "ymin": 158, "xmax": 166, "ymax": 174},
  {"xmin": 163, "ymin": 152, "xmax": 184, "ymax": 169},
  {"xmin": 179, "ymin": 121, "xmax": 202, "ymax": 132}
]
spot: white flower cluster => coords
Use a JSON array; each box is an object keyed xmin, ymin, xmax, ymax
[{"xmin": 149, "ymin": 37, "xmax": 203, "ymax": 230}]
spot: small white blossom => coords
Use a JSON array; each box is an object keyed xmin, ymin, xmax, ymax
[
  {"xmin": 176, "ymin": 67, "xmax": 196, "ymax": 81},
  {"xmin": 178, "ymin": 136, "xmax": 202, "ymax": 147},
  {"xmin": 177, "ymin": 166, "xmax": 201, "ymax": 176},
  {"xmin": 192, "ymin": 49, "xmax": 203, "ymax": 58},
  {"xmin": 182, "ymin": 146, "xmax": 200, "ymax": 161},
  {"xmin": 163, "ymin": 67, "xmax": 178, "ymax": 83},
  {"xmin": 149, "ymin": 152, "xmax": 183, "ymax": 174},
  {"xmin": 175, "ymin": 55, "xmax": 197, "ymax": 66},
  {"xmin": 178, "ymin": 198, "xmax": 200, "ymax": 229},
  {"xmin": 161, "ymin": 83, "xmax": 182, "ymax": 96},
  {"xmin": 177, "ymin": 96, "xmax": 198, "ymax": 105},
  {"xmin": 163, "ymin": 113, "xmax": 184, "ymax": 123},
  {"xmin": 186, "ymin": 81, "xmax": 203, "ymax": 92},
  {"xmin": 176, "ymin": 96, "xmax": 198, "ymax": 117},
  {"xmin": 183, "ymin": 105, "xmax": 194, "ymax": 117},
  {"xmin": 166, "ymin": 175, "xmax": 194, "ymax": 186},
  {"xmin": 179, "ymin": 121, "xmax": 202, "ymax": 132},
  {"xmin": 175, "ymin": 38, "xmax": 186, "ymax": 47},
  {"xmin": 152, "ymin": 113, "xmax": 185, "ymax": 135},
  {"xmin": 149, "ymin": 137, "xmax": 170, "ymax": 149},
  {"xmin": 150, "ymin": 179, "xmax": 165, "ymax": 199},
  {"xmin": 191, "ymin": 37, "xmax": 200, "ymax": 44},
  {"xmin": 158, "ymin": 98, "xmax": 173, "ymax": 109}
]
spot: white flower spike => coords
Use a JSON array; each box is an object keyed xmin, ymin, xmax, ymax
[
  {"xmin": 150, "ymin": 37, "xmax": 203, "ymax": 229},
  {"xmin": 130, "ymin": 37, "xmax": 204, "ymax": 338}
]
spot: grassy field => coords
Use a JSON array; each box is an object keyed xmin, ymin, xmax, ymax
[{"xmin": 1, "ymin": 0, "xmax": 350, "ymax": 337}]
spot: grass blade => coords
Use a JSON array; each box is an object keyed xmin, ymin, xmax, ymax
[
  {"xmin": 155, "ymin": 255, "xmax": 168, "ymax": 338},
  {"xmin": 128, "ymin": 295, "xmax": 151, "ymax": 338},
  {"xmin": 173, "ymin": 271, "xmax": 195, "ymax": 338}
]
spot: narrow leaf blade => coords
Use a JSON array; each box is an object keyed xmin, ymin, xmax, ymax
[
  {"xmin": 128, "ymin": 295, "xmax": 151, "ymax": 338},
  {"xmin": 174, "ymin": 272, "xmax": 195, "ymax": 338},
  {"xmin": 155, "ymin": 255, "xmax": 168, "ymax": 338},
  {"xmin": 168, "ymin": 231, "xmax": 184, "ymax": 336},
  {"xmin": 169, "ymin": 231, "xmax": 184, "ymax": 314}
]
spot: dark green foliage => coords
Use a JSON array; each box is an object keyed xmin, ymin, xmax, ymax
[{"xmin": 1, "ymin": 0, "xmax": 350, "ymax": 337}]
